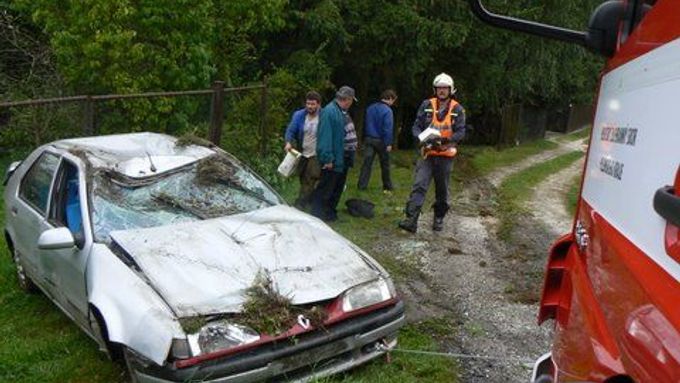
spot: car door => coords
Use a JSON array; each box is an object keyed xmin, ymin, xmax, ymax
[
  {"xmin": 42, "ymin": 157, "xmax": 92, "ymax": 327},
  {"xmin": 13, "ymin": 150, "xmax": 60, "ymax": 294}
]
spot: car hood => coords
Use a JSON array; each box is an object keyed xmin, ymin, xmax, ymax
[{"xmin": 109, "ymin": 205, "xmax": 381, "ymax": 317}]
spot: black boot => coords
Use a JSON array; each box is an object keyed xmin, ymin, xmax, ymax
[
  {"xmin": 432, "ymin": 203, "xmax": 449, "ymax": 231},
  {"xmin": 398, "ymin": 202, "xmax": 421, "ymax": 233},
  {"xmin": 433, "ymin": 216, "xmax": 444, "ymax": 231}
]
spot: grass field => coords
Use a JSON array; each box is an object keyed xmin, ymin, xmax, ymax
[{"xmin": 0, "ymin": 139, "xmax": 560, "ymax": 382}]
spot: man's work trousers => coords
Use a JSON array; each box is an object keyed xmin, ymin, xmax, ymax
[
  {"xmin": 295, "ymin": 155, "xmax": 321, "ymax": 209},
  {"xmin": 357, "ymin": 137, "xmax": 393, "ymax": 190},
  {"xmin": 312, "ymin": 170, "xmax": 343, "ymax": 221},
  {"xmin": 406, "ymin": 156, "xmax": 454, "ymax": 213},
  {"xmin": 311, "ymin": 152, "xmax": 354, "ymax": 222},
  {"xmin": 329, "ymin": 152, "xmax": 354, "ymax": 214}
]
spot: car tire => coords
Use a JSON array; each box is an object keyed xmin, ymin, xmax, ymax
[
  {"xmin": 123, "ymin": 347, "xmax": 142, "ymax": 383},
  {"xmin": 12, "ymin": 248, "xmax": 37, "ymax": 293}
]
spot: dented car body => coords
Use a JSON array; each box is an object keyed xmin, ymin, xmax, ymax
[{"xmin": 3, "ymin": 132, "xmax": 404, "ymax": 382}]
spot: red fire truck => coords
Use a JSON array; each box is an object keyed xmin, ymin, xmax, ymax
[{"xmin": 470, "ymin": 1, "xmax": 680, "ymax": 382}]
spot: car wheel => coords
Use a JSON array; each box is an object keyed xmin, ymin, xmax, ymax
[
  {"xmin": 123, "ymin": 347, "xmax": 143, "ymax": 383},
  {"xmin": 12, "ymin": 248, "xmax": 37, "ymax": 293}
]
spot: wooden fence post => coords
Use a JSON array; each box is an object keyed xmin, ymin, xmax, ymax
[
  {"xmin": 82, "ymin": 96, "xmax": 95, "ymax": 136},
  {"xmin": 209, "ymin": 81, "xmax": 225, "ymax": 145}
]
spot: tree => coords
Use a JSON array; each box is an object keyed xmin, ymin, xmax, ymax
[
  {"xmin": 4, "ymin": 0, "xmax": 605, "ymax": 161},
  {"xmin": 13, "ymin": 0, "xmax": 216, "ymax": 132}
]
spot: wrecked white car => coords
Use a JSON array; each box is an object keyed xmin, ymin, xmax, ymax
[{"xmin": 3, "ymin": 132, "xmax": 404, "ymax": 382}]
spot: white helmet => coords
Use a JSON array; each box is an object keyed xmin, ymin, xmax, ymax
[{"xmin": 432, "ymin": 72, "xmax": 455, "ymax": 94}]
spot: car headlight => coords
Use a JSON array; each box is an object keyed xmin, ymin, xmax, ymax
[
  {"xmin": 187, "ymin": 321, "xmax": 260, "ymax": 356},
  {"xmin": 342, "ymin": 278, "xmax": 396, "ymax": 312}
]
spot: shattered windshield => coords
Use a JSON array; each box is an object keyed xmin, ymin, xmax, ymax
[{"xmin": 91, "ymin": 153, "xmax": 282, "ymax": 242}]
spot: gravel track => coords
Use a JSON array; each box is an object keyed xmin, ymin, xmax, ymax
[{"xmin": 389, "ymin": 135, "xmax": 588, "ymax": 382}]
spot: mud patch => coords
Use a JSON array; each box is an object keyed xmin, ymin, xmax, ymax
[{"xmin": 452, "ymin": 177, "xmax": 496, "ymax": 217}]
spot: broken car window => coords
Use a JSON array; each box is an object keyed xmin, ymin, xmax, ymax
[{"xmin": 91, "ymin": 154, "xmax": 282, "ymax": 242}]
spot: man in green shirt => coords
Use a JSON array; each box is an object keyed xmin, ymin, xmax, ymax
[{"xmin": 311, "ymin": 86, "xmax": 356, "ymax": 221}]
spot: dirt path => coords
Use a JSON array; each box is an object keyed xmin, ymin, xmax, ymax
[
  {"xmin": 527, "ymin": 157, "xmax": 585, "ymax": 235},
  {"xmin": 487, "ymin": 138, "xmax": 585, "ymax": 188},
  {"xmin": 391, "ymin": 136, "xmax": 587, "ymax": 382}
]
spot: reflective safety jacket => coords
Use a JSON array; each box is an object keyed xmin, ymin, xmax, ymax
[
  {"xmin": 411, "ymin": 97, "xmax": 466, "ymax": 158},
  {"xmin": 422, "ymin": 98, "xmax": 461, "ymax": 157}
]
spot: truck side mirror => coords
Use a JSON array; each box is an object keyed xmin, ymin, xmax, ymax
[
  {"xmin": 468, "ymin": 0, "xmax": 626, "ymax": 58},
  {"xmin": 585, "ymin": 1, "xmax": 625, "ymax": 57}
]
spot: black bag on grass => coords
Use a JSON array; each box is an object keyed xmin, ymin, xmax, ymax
[{"xmin": 345, "ymin": 198, "xmax": 375, "ymax": 219}]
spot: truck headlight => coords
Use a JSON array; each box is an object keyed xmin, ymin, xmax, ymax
[
  {"xmin": 342, "ymin": 278, "xmax": 396, "ymax": 312},
  {"xmin": 187, "ymin": 321, "xmax": 260, "ymax": 356}
]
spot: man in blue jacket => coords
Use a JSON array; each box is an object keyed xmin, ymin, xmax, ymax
[
  {"xmin": 284, "ymin": 91, "xmax": 322, "ymax": 209},
  {"xmin": 311, "ymin": 86, "xmax": 356, "ymax": 221},
  {"xmin": 357, "ymin": 89, "xmax": 397, "ymax": 192}
]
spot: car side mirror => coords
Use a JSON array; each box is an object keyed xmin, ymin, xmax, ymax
[
  {"xmin": 3, "ymin": 160, "xmax": 21, "ymax": 186},
  {"xmin": 38, "ymin": 227, "xmax": 76, "ymax": 250}
]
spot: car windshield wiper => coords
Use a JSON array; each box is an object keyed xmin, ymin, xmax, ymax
[{"xmin": 145, "ymin": 151, "xmax": 157, "ymax": 173}]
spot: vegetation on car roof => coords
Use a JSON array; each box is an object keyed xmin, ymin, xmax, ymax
[
  {"xmin": 175, "ymin": 133, "xmax": 215, "ymax": 148},
  {"xmin": 151, "ymin": 191, "xmax": 241, "ymax": 219},
  {"xmin": 196, "ymin": 153, "xmax": 239, "ymax": 186}
]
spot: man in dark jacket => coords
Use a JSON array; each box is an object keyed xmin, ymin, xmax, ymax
[
  {"xmin": 284, "ymin": 91, "xmax": 322, "ymax": 209},
  {"xmin": 311, "ymin": 86, "xmax": 356, "ymax": 221},
  {"xmin": 398, "ymin": 73, "xmax": 466, "ymax": 233},
  {"xmin": 357, "ymin": 89, "xmax": 397, "ymax": 192},
  {"xmin": 328, "ymin": 108, "xmax": 358, "ymax": 215}
]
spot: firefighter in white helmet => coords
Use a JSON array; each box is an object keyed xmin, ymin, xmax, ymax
[{"xmin": 398, "ymin": 72, "xmax": 466, "ymax": 233}]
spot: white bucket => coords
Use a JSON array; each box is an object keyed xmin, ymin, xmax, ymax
[{"xmin": 277, "ymin": 149, "xmax": 301, "ymax": 177}]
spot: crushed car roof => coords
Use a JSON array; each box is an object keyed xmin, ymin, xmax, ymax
[{"xmin": 53, "ymin": 132, "xmax": 216, "ymax": 177}]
